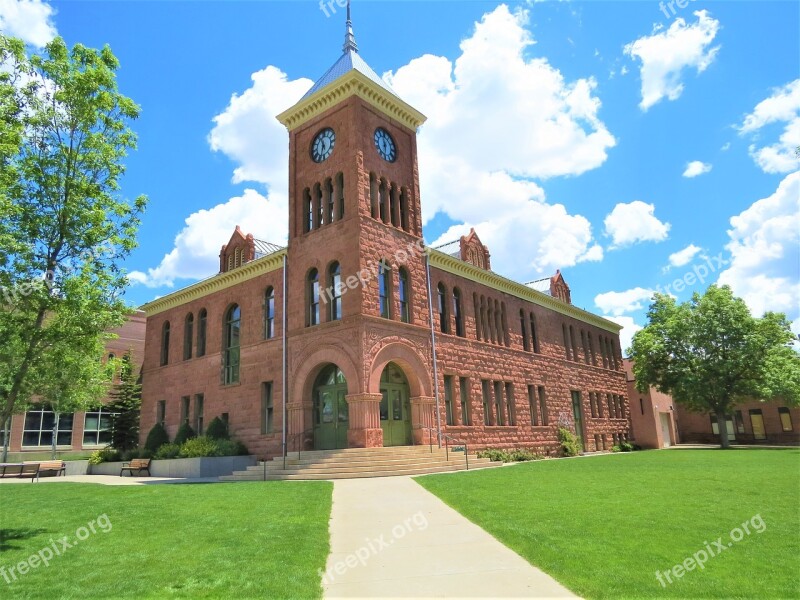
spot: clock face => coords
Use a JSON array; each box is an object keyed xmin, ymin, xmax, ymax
[
  {"xmin": 374, "ymin": 128, "xmax": 397, "ymax": 162},
  {"xmin": 311, "ymin": 128, "xmax": 336, "ymax": 163}
]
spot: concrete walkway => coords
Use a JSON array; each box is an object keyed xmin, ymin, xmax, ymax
[{"xmin": 323, "ymin": 476, "xmax": 577, "ymax": 599}]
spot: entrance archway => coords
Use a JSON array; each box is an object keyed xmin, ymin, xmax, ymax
[
  {"xmin": 380, "ymin": 363, "xmax": 412, "ymax": 447},
  {"xmin": 313, "ymin": 364, "xmax": 349, "ymax": 450}
]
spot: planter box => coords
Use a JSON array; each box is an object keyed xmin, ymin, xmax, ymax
[
  {"xmin": 65, "ymin": 460, "xmax": 89, "ymax": 476},
  {"xmin": 89, "ymin": 455, "xmax": 256, "ymax": 478}
]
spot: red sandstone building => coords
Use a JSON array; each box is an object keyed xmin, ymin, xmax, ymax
[
  {"xmin": 2, "ymin": 312, "xmax": 145, "ymax": 456},
  {"xmin": 139, "ymin": 18, "xmax": 630, "ymax": 459}
]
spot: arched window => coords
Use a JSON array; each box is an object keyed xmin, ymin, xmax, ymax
[
  {"xmin": 473, "ymin": 293, "xmax": 482, "ymax": 341},
  {"xmin": 303, "ymin": 188, "xmax": 312, "ymax": 233},
  {"xmin": 335, "ymin": 172, "xmax": 345, "ymax": 220},
  {"xmin": 160, "ymin": 321, "xmax": 170, "ymax": 366},
  {"xmin": 400, "ymin": 187, "xmax": 409, "ymax": 232},
  {"xmin": 453, "ymin": 288, "xmax": 464, "ymax": 337},
  {"xmin": 325, "ymin": 178, "xmax": 335, "ymax": 225},
  {"xmin": 399, "ymin": 268, "xmax": 410, "ymax": 323},
  {"xmin": 223, "ymin": 305, "xmax": 241, "ymax": 385},
  {"xmin": 437, "ymin": 283, "xmax": 449, "ymax": 334},
  {"xmin": 264, "ymin": 287, "xmax": 275, "ymax": 339},
  {"xmin": 378, "ymin": 261, "xmax": 391, "ymax": 319},
  {"xmin": 369, "ymin": 173, "xmax": 379, "ymax": 219},
  {"xmin": 197, "ymin": 309, "xmax": 207, "ymax": 357},
  {"xmin": 520, "ymin": 310, "xmax": 530, "ymax": 351},
  {"xmin": 329, "ymin": 263, "xmax": 342, "ymax": 321},
  {"xmin": 307, "ymin": 269, "xmax": 320, "ymax": 326},
  {"xmin": 183, "ymin": 313, "xmax": 194, "ymax": 360},
  {"xmin": 529, "ymin": 313, "xmax": 540, "ymax": 353}
]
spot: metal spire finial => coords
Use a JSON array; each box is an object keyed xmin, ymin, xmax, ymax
[{"xmin": 343, "ymin": 0, "xmax": 358, "ymax": 54}]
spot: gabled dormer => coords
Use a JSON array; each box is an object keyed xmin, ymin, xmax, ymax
[
  {"xmin": 219, "ymin": 226, "xmax": 283, "ymax": 273},
  {"xmin": 459, "ymin": 228, "xmax": 492, "ymax": 270},
  {"xmin": 550, "ymin": 270, "xmax": 572, "ymax": 304}
]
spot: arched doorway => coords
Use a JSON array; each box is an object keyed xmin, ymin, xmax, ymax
[
  {"xmin": 313, "ymin": 364, "xmax": 349, "ymax": 450},
  {"xmin": 380, "ymin": 363, "xmax": 412, "ymax": 447}
]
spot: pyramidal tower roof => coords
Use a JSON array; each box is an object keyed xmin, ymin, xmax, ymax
[{"xmin": 301, "ymin": 1, "xmax": 396, "ymax": 101}]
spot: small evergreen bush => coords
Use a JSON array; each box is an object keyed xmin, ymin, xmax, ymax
[
  {"xmin": 154, "ymin": 443, "xmax": 182, "ymax": 460},
  {"xmin": 205, "ymin": 417, "xmax": 229, "ymax": 440},
  {"xmin": 179, "ymin": 436, "xmax": 219, "ymax": 458},
  {"xmin": 558, "ymin": 427, "xmax": 581, "ymax": 457},
  {"xmin": 173, "ymin": 422, "xmax": 197, "ymax": 446},
  {"xmin": 509, "ymin": 449, "xmax": 545, "ymax": 462},
  {"xmin": 477, "ymin": 449, "xmax": 511, "ymax": 462},
  {"xmin": 144, "ymin": 423, "xmax": 170, "ymax": 453}
]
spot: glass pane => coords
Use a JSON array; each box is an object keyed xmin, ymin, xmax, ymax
[
  {"xmin": 24, "ymin": 411, "xmax": 41, "ymax": 430},
  {"xmin": 380, "ymin": 392, "xmax": 389, "ymax": 421},
  {"xmin": 59, "ymin": 413, "xmax": 74, "ymax": 430},
  {"xmin": 39, "ymin": 431, "xmax": 53, "ymax": 447},
  {"xmin": 321, "ymin": 392, "xmax": 335, "ymax": 423},
  {"xmin": 83, "ymin": 432, "xmax": 98, "ymax": 446},
  {"xmin": 57, "ymin": 431, "xmax": 72, "ymax": 446},
  {"xmin": 41, "ymin": 411, "xmax": 55, "ymax": 430},
  {"xmin": 392, "ymin": 390, "xmax": 402, "ymax": 421},
  {"xmin": 99, "ymin": 414, "xmax": 113, "ymax": 430},
  {"xmin": 338, "ymin": 395, "xmax": 348, "ymax": 423},
  {"xmin": 23, "ymin": 432, "xmax": 40, "ymax": 446},
  {"xmin": 85, "ymin": 413, "xmax": 100, "ymax": 431}
]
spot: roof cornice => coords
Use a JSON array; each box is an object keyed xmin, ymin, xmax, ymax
[
  {"xmin": 140, "ymin": 249, "xmax": 287, "ymax": 317},
  {"xmin": 277, "ymin": 70, "xmax": 427, "ymax": 132},
  {"xmin": 428, "ymin": 249, "xmax": 622, "ymax": 334}
]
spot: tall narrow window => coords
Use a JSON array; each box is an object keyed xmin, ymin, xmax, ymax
[
  {"xmin": 778, "ymin": 407, "xmax": 793, "ymax": 432},
  {"xmin": 197, "ymin": 309, "xmax": 207, "ymax": 357},
  {"xmin": 494, "ymin": 381, "xmax": 505, "ymax": 426},
  {"xmin": 378, "ymin": 261, "xmax": 391, "ymax": 319},
  {"xmin": 500, "ymin": 303, "xmax": 509, "ymax": 346},
  {"xmin": 505, "ymin": 383, "xmax": 515, "ymax": 426},
  {"xmin": 264, "ymin": 287, "xmax": 275, "ymax": 339},
  {"xmin": 437, "ymin": 283, "xmax": 449, "ymax": 333},
  {"xmin": 590, "ymin": 393, "xmax": 598, "ymax": 418},
  {"xmin": 607, "ymin": 393, "xmax": 614, "ymax": 419},
  {"xmin": 444, "ymin": 375, "xmax": 455, "ymax": 426},
  {"xmin": 459, "ymin": 377, "xmax": 471, "ymax": 426},
  {"xmin": 528, "ymin": 385, "xmax": 539, "ymax": 426},
  {"xmin": 581, "ymin": 331, "xmax": 589, "ymax": 364},
  {"xmin": 587, "ymin": 332, "xmax": 596, "ymax": 365},
  {"xmin": 329, "ymin": 263, "xmax": 342, "ymax": 321},
  {"xmin": 262, "ymin": 382, "xmax": 274, "ymax": 434},
  {"xmin": 399, "ymin": 268, "xmax": 410, "ymax": 323},
  {"xmin": 183, "ymin": 313, "xmax": 194, "ymax": 360},
  {"xmin": 538, "ymin": 386, "xmax": 548, "ymax": 425},
  {"xmin": 520, "ymin": 310, "xmax": 530, "ymax": 351},
  {"xmin": 562, "ymin": 324, "xmax": 571, "ymax": 361},
  {"xmin": 336, "ymin": 172, "xmax": 345, "ymax": 220},
  {"xmin": 600, "ymin": 336, "xmax": 609, "ymax": 368},
  {"xmin": 194, "ymin": 394, "xmax": 204, "ymax": 435},
  {"xmin": 307, "ymin": 269, "xmax": 320, "ymax": 326},
  {"xmin": 325, "ymin": 178, "xmax": 335, "ymax": 225},
  {"xmin": 304, "ymin": 188, "xmax": 312, "ymax": 233},
  {"xmin": 223, "ymin": 305, "xmax": 241, "ymax": 385},
  {"xmin": 180, "ymin": 396, "xmax": 190, "ymax": 424},
  {"xmin": 157, "ymin": 400, "xmax": 166, "ymax": 428},
  {"xmin": 529, "ymin": 313, "xmax": 540, "ymax": 353},
  {"xmin": 453, "ymin": 289, "xmax": 464, "ymax": 337},
  {"xmin": 474, "ymin": 294, "xmax": 482, "ymax": 340},
  {"xmin": 160, "ymin": 321, "xmax": 170, "ymax": 366},
  {"xmin": 570, "ymin": 326, "xmax": 578, "ymax": 362},
  {"xmin": 482, "ymin": 380, "xmax": 492, "ymax": 425},
  {"xmin": 400, "ymin": 187, "xmax": 409, "ymax": 232}
]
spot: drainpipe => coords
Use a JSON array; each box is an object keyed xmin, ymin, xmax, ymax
[
  {"xmin": 282, "ymin": 252, "xmax": 288, "ymax": 469},
  {"xmin": 425, "ymin": 251, "xmax": 443, "ymax": 447}
]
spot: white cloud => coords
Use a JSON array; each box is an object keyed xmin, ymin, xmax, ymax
[
  {"xmin": 604, "ymin": 201, "xmax": 671, "ymax": 248},
  {"xmin": 624, "ymin": 10, "xmax": 720, "ymax": 111},
  {"xmin": 605, "ymin": 316, "xmax": 642, "ymax": 356},
  {"xmin": 738, "ymin": 79, "xmax": 800, "ymax": 174},
  {"xmin": 683, "ymin": 160, "xmax": 712, "ymax": 178},
  {"xmin": 594, "ymin": 287, "xmax": 655, "ymax": 316},
  {"xmin": 128, "ymin": 189, "xmax": 287, "ymax": 288},
  {"xmin": 717, "ymin": 171, "xmax": 800, "ymax": 322},
  {"xmin": 668, "ymin": 244, "xmax": 702, "ymax": 267},
  {"xmin": 0, "ymin": 0, "xmax": 57, "ymax": 47}
]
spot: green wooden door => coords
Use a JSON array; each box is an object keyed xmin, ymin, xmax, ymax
[
  {"xmin": 381, "ymin": 384, "xmax": 411, "ymax": 447},
  {"xmin": 314, "ymin": 386, "xmax": 349, "ymax": 450}
]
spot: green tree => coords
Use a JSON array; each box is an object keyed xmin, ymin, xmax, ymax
[
  {"xmin": 107, "ymin": 351, "xmax": 142, "ymax": 453},
  {"xmin": 631, "ymin": 285, "xmax": 800, "ymax": 449},
  {"xmin": 0, "ymin": 34, "xmax": 146, "ymax": 455}
]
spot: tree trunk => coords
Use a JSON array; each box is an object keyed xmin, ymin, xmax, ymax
[
  {"xmin": 1, "ymin": 415, "xmax": 9, "ymax": 463},
  {"xmin": 716, "ymin": 407, "xmax": 731, "ymax": 449},
  {"xmin": 51, "ymin": 412, "xmax": 60, "ymax": 460}
]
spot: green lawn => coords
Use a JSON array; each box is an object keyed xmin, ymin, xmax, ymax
[
  {"xmin": 417, "ymin": 449, "xmax": 800, "ymax": 599},
  {"xmin": 0, "ymin": 482, "xmax": 332, "ymax": 599}
]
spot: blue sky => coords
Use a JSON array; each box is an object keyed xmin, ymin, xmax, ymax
[{"xmin": 2, "ymin": 0, "xmax": 798, "ymax": 351}]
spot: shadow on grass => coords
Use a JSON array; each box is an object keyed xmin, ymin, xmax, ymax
[{"xmin": 0, "ymin": 528, "xmax": 48, "ymax": 552}]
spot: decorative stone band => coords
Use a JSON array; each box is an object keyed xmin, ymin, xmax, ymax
[{"xmin": 428, "ymin": 249, "xmax": 621, "ymax": 334}]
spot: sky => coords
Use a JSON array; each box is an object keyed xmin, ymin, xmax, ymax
[{"xmin": 2, "ymin": 0, "xmax": 798, "ymax": 352}]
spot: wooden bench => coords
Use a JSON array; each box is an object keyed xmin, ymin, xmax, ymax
[
  {"xmin": 119, "ymin": 458, "xmax": 151, "ymax": 477},
  {"xmin": 18, "ymin": 463, "xmax": 40, "ymax": 482},
  {"xmin": 0, "ymin": 463, "xmax": 24, "ymax": 478},
  {"xmin": 38, "ymin": 460, "xmax": 66, "ymax": 477}
]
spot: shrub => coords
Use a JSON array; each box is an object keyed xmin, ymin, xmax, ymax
[
  {"xmin": 214, "ymin": 439, "xmax": 250, "ymax": 456},
  {"xmin": 611, "ymin": 445, "xmax": 621, "ymax": 453},
  {"xmin": 509, "ymin": 449, "xmax": 545, "ymax": 462},
  {"xmin": 477, "ymin": 449, "xmax": 511, "ymax": 462},
  {"xmin": 173, "ymin": 422, "xmax": 197, "ymax": 446},
  {"xmin": 154, "ymin": 443, "xmax": 182, "ymax": 460},
  {"xmin": 88, "ymin": 448, "xmax": 120, "ymax": 465},
  {"xmin": 558, "ymin": 427, "xmax": 581, "ymax": 457},
  {"xmin": 179, "ymin": 436, "xmax": 219, "ymax": 458},
  {"xmin": 205, "ymin": 417, "xmax": 230, "ymax": 441},
  {"xmin": 144, "ymin": 423, "xmax": 169, "ymax": 453}
]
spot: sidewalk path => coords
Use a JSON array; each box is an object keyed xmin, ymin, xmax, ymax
[{"xmin": 323, "ymin": 476, "xmax": 578, "ymax": 599}]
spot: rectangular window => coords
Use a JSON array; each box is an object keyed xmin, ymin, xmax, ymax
[
  {"xmin": 23, "ymin": 408, "xmax": 73, "ymax": 447},
  {"xmin": 778, "ymin": 407, "xmax": 793, "ymax": 432},
  {"xmin": 481, "ymin": 380, "xmax": 492, "ymax": 425},
  {"xmin": 83, "ymin": 409, "xmax": 117, "ymax": 446},
  {"xmin": 194, "ymin": 394, "xmax": 204, "ymax": 435},
  {"xmin": 581, "ymin": 331, "xmax": 589, "ymax": 364},
  {"xmin": 459, "ymin": 377, "xmax": 471, "ymax": 426},
  {"xmin": 157, "ymin": 400, "xmax": 166, "ymax": 427},
  {"xmin": 505, "ymin": 383, "xmax": 515, "ymax": 426},
  {"xmin": 261, "ymin": 382, "xmax": 274, "ymax": 434},
  {"xmin": 197, "ymin": 311, "xmax": 207, "ymax": 357},
  {"xmin": 444, "ymin": 376, "xmax": 455, "ymax": 426},
  {"xmin": 562, "ymin": 324, "xmax": 571, "ymax": 360},
  {"xmin": 607, "ymin": 393, "xmax": 614, "ymax": 419},
  {"xmin": 494, "ymin": 381, "xmax": 505, "ymax": 426},
  {"xmin": 538, "ymin": 386, "xmax": 548, "ymax": 426},
  {"xmin": 590, "ymin": 392, "xmax": 598, "ymax": 418},
  {"xmin": 530, "ymin": 314, "xmax": 540, "ymax": 354},
  {"xmin": 180, "ymin": 396, "xmax": 190, "ymax": 424},
  {"xmin": 528, "ymin": 385, "xmax": 539, "ymax": 426},
  {"xmin": 734, "ymin": 410, "xmax": 745, "ymax": 433},
  {"xmin": 710, "ymin": 414, "xmax": 719, "ymax": 435}
]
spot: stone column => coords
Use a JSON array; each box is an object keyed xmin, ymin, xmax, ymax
[
  {"xmin": 346, "ymin": 393, "xmax": 383, "ymax": 448},
  {"xmin": 410, "ymin": 396, "xmax": 437, "ymax": 446}
]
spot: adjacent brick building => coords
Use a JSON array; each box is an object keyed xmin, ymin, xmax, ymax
[{"xmin": 139, "ymin": 20, "xmax": 630, "ymax": 459}]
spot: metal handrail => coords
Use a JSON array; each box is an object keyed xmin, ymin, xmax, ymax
[
  {"xmin": 283, "ymin": 429, "xmax": 313, "ymax": 470},
  {"xmin": 413, "ymin": 424, "xmax": 469, "ymax": 470},
  {"xmin": 413, "ymin": 423, "xmax": 437, "ymax": 453}
]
